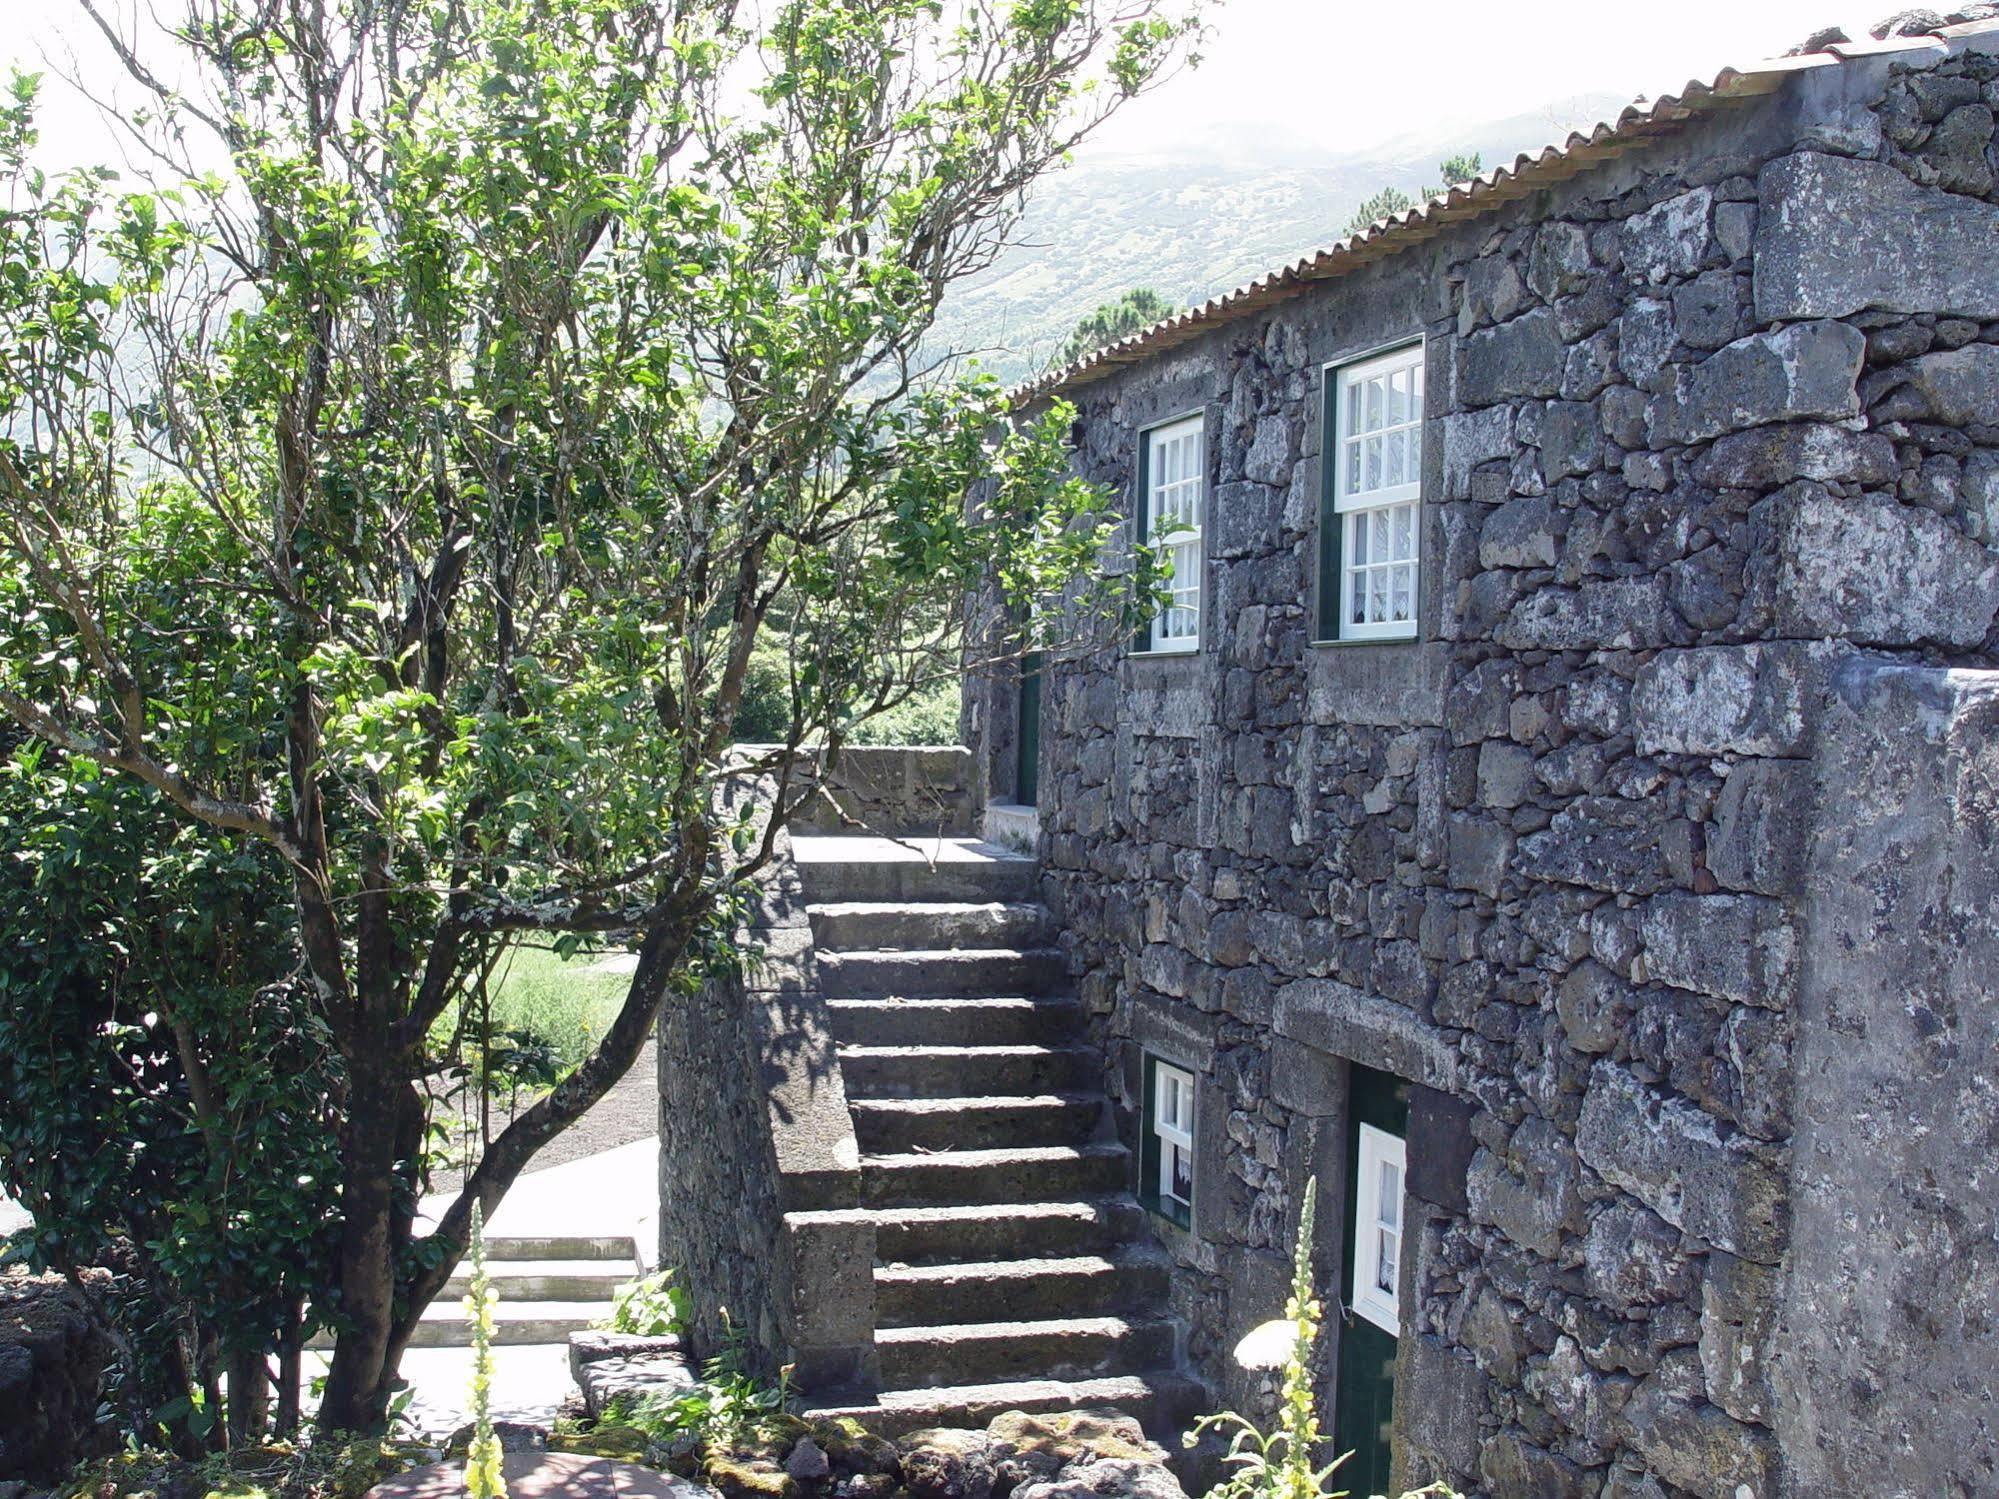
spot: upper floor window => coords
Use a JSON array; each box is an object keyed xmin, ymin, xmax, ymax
[
  {"xmin": 1140, "ymin": 414, "xmax": 1204, "ymax": 652},
  {"xmin": 1322, "ymin": 345, "xmax": 1423, "ymax": 642}
]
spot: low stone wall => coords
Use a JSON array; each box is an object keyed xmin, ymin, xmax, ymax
[
  {"xmin": 656, "ymin": 775, "xmax": 878, "ymax": 1392},
  {"xmin": 0, "ymin": 1270, "xmax": 111, "ymax": 1484},
  {"xmin": 740, "ymin": 746, "xmax": 978, "ymax": 837}
]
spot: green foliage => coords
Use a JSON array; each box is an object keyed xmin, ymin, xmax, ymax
[
  {"xmin": 463, "ymin": 1203, "xmax": 508, "ymax": 1499},
  {"xmin": 603, "ymin": 1270, "xmax": 693, "ymax": 1338},
  {"xmin": 605, "ymin": 1314, "xmax": 791, "ymax": 1446},
  {"xmin": 0, "ymin": 0, "xmax": 1203, "ymax": 1428},
  {"xmin": 1184, "ymin": 1179, "xmax": 1457, "ymax": 1499},
  {"xmin": 1057, "ymin": 287, "xmax": 1179, "ymax": 367},
  {"xmin": 1343, "ymin": 153, "xmax": 1484, "ymax": 237},
  {"xmin": 0, "ymin": 742, "xmax": 341, "ymax": 1448}
]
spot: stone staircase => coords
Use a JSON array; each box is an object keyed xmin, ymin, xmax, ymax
[
  {"xmin": 788, "ymin": 837, "xmax": 1198, "ymax": 1437},
  {"xmin": 309, "ymin": 1234, "xmax": 637, "ymax": 1350}
]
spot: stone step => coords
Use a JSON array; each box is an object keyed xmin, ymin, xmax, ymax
[
  {"xmin": 819, "ymin": 948, "xmax": 1069, "ymax": 999},
  {"xmin": 483, "ymin": 1235, "xmax": 637, "ymax": 1263},
  {"xmin": 862, "ymin": 1143, "xmax": 1129, "ymax": 1209},
  {"xmin": 309, "ymin": 1301, "xmax": 610, "ymax": 1350},
  {"xmin": 875, "ymin": 1314, "xmax": 1176, "ymax": 1389},
  {"xmin": 851, "ymin": 1094, "xmax": 1101, "ymax": 1154},
  {"xmin": 809, "ymin": 901, "xmax": 1054, "ymax": 952},
  {"xmin": 441, "ymin": 1260, "xmax": 632, "ymax": 1302},
  {"xmin": 826, "ymin": 996, "xmax": 1084, "ymax": 1047},
  {"xmin": 788, "ymin": 1199, "xmax": 1145, "ymax": 1265},
  {"xmin": 794, "ymin": 840, "xmax": 1039, "ymax": 905},
  {"xmin": 840, "ymin": 1043, "xmax": 1098, "ymax": 1099},
  {"xmin": 875, "ymin": 1252, "xmax": 1171, "ymax": 1329},
  {"xmin": 798, "ymin": 1371, "xmax": 1206, "ymax": 1441}
]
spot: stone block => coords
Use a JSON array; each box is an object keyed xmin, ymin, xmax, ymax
[
  {"xmin": 1754, "ymin": 150, "xmax": 1999, "ymax": 322},
  {"xmin": 1631, "ymin": 641, "xmax": 1846, "ymax": 757},
  {"xmin": 1541, "ymin": 400, "xmax": 1600, "ymax": 480},
  {"xmin": 1517, "ymin": 796, "xmax": 1672, "ymax": 896},
  {"xmin": 1271, "ymin": 978, "xmax": 1458, "ymax": 1090},
  {"xmin": 1243, "ymin": 414, "xmax": 1295, "ymax": 485},
  {"xmin": 1556, "ymin": 961, "xmax": 1636, "ymax": 1056},
  {"xmin": 1691, "ymin": 422, "xmax": 1896, "ymax": 490},
  {"xmin": 1268, "ymin": 1036, "xmax": 1342, "ymax": 1117},
  {"xmin": 1622, "ymin": 187, "xmax": 1713, "ymax": 284},
  {"xmin": 1528, "ymin": 220, "xmax": 1593, "ymax": 302},
  {"xmin": 1497, "ymin": 578, "xmax": 1677, "ymax": 651},
  {"xmin": 1475, "ymin": 740, "xmax": 1536, "ymax": 810},
  {"xmin": 1699, "ymin": 1250, "xmax": 1777, "ymax": 1426},
  {"xmin": 1618, "ymin": 1356, "xmax": 1779, "ymax": 1499},
  {"xmin": 1617, "ymin": 298, "xmax": 1676, "ymax": 390},
  {"xmin": 1576, "ymin": 1064, "xmax": 1788, "ymax": 1262},
  {"xmin": 1480, "ymin": 493, "xmax": 1564, "ymax": 569},
  {"xmin": 1396, "ymin": 1334, "xmax": 1487, "ymax": 1478},
  {"xmin": 1443, "ymin": 405, "xmax": 1517, "ymax": 499},
  {"xmin": 1654, "ymin": 320, "xmax": 1864, "ymax": 445},
  {"xmin": 1584, "ymin": 1198, "xmax": 1692, "ymax": 1310},
  {"xmin": 1447, "ymin": 814, "xmax": 1514, "ymax": 898},
  {"xmin": 1638, "ymin": 891, "xmax": 1798, "ymax": 1009},
  {"xmin": 1708, "ymin": 759, "xmax": 1812, "ymax": 897},
  {"xmin": 1208, "ymin": 481, "xmax": 1285, "ymax": 560},
  {"xmin": 1670, "ymin": 270, "xmax": 1741, "ymax": 351},
  {"xmin": 1458, "ymin": 308, "xmax": 1567, "ymax": 406},
  {"xmin": 1756, "ymin": 481, "xmax": 1999, "ymax": 649},
  {"xmin": 1405, "ymin": 1083, "xmax": 1476, "ymax": 1215},
  {"xmin": 1478, "ymin": 1429, "xmax": 1599, "ymax": 1499},
  {"xmin": 1466, "ymin": 1116, "xmax": 1582, "ymax": 1257},
  {"xmin": 1893, "ymin": 342, "xmax": 1999, "ymax": 426}
]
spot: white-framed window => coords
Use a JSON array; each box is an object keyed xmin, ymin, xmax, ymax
[
  {"xmin": 1142, "ymin": 415, "xmax": 1204, "ymax": 652},
  {"xmin": 1151, "ymin": 1058, "xmax": 1195, "ymax": 1217},
  {"xmin": 1350, "ymin": 1123, "xmax": 1406, "ymax": 1337},
  {"xmin": 1329, "ymin": 344, "xmax": 1424, "ymax": 641}
]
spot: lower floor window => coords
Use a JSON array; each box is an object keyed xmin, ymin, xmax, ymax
[
  {"xmin": 1350, "ymin": 1122, "xmax": 1406, "ymax": 1336},
  {"xmin": 1142, "ymin": 1055, "xmax": 1195, "ymax": 1226}
]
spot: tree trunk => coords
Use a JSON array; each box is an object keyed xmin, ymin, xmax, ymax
[{"xmin": 314, "ymin": 1053, "xmax": 408, "ymax": 1431}]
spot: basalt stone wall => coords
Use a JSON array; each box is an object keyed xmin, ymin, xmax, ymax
[
  {"xmin": 0, "ymin": 1271, "xmax": 111, "ymax": 1484},
  {"xmin": 969, "ymin": 30, "xmax": 1999, "ymax": 1499}
]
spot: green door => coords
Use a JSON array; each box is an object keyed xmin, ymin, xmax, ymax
[
  {"xmin": 1333, "ymin": 1065, "xmax": 1409, "ymax": 1498},
  {"xmin": 1016, "ymin": 651, "xmax": 1042, "ymax": 807}
]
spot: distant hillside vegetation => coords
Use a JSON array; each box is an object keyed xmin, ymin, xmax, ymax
[{"xmin": 931, "ymin": 94, "xmax": 1628, "ymax": 386}]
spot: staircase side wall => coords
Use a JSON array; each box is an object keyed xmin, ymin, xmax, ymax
[
  {"xmin": 1774, "ymin": 660, "xmax": 1999, "ymax": 1494},
  {"xmin": 657, "ymin": 775, "xmax": 876, "ymax": 1388},
  {"xmin": 737, "ymin": 744, "xmax": 979, "ymax": 836}
]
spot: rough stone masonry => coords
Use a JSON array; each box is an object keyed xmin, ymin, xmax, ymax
[{"xmin": 961, "ymin": 18, "xmax": 1999, "ymax": 1499}]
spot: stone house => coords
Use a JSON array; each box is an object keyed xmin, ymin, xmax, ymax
[
  {"xmin": 955, "ymin": 16, "xmax": 1999, "ymax": 1499},
  {"xmin": 660, "ymin": 17, "xmax": 1999, "ymax": 1499}
]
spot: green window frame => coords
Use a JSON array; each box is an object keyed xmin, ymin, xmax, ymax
[
  {"xmin": 1318, "ymin": 342, "xmax": 1425, "ymax": 643},
  {"xmin": 1139, "ymin": 1053, "xmax": 1195, "ymax": 1228}
]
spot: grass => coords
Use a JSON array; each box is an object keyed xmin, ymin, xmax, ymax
[{"xmin": 483, "ymin": 942, "xmax": 632, "ymax": 1068}]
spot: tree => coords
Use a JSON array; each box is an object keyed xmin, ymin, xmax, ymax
[
  {"xmin": 0, "ymin": 0, "xmax": 1199, "ymax": 1431},
  {"xmin": 0, "ymin": 738, "xmax": 342, "ymax": 1449},
  {"xmin": 1343, "ymin": 151, "xmax": 1483, "ymax": 237},
  {"xmin": 1057, "ymin": 287, "xmax": 1178, "ymax": 367}
]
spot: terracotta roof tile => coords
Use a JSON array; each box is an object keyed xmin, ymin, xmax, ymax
[{"xmin": 1009, "ymin": 17, "xmax": 1999, "ymax": 406}]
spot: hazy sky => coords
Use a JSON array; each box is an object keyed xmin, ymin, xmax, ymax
[{"xmin": 3, "ymin": 1, "xmax": 1878, "ymax": 172}]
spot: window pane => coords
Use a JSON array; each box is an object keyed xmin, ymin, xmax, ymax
[
  {"xmin": 1379, "ymin": 1161, "xmax": 1401, "ymax": 1228},
  {"xmin": 1375, "ymin": 1227, "xmax": 1397, "ymax": 1295},
  {"xmin": 1393, "ymin": 503, "xmax": 1413, "ymax": 561},
  {"xmin": 1171, "ymin": 1143, "xmax": 1193, "ymax": 1203}
]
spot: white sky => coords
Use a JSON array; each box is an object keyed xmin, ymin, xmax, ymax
[{"xmin": 2, "ymin": 1, "xmax": 1877, "ymax": 170}]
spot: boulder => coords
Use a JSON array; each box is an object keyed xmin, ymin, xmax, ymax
[{"xmin": 900, "ymin": 1429, "xmax": 997, "ymax": 1499}]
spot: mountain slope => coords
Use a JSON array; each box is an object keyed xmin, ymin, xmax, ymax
[{"xmin": 931, "ymin": 93, "xmax": 1630, "ymax": 385}]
